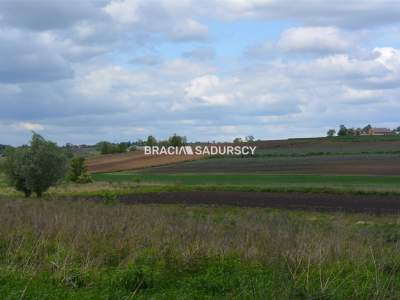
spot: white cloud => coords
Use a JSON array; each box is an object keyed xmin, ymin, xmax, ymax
[
  {"xmin": 18, "ymin": 122, "xmax": 44, "ymax": 131},
  {"xmin": 278, "ymin": 27, "xmax": 354, "ymax": 54},
  {"xmin": 184, "ymin": 75, "xmax": 240, "ymax": 107}
]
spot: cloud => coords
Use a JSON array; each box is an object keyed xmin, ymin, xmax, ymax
[
  {"xmin": 183, "ymin": 75, "xmax": 240, "ymax": 107},
  {"xmin": 211, "ymin": 0, "xmax": 400, "ymax": 28},
  {"xmin": 277, "ymin": 27, "xmax": 354, "ymax": 54},
  {"xmin": 18, "ymin": 122, "xmax": 45, "ymax": 131},
  {"xmin": 0, "ymin": 0, "xmax": 102, "ymax": 31},
  {"xmin": 130, "ymin": 54, "xmax": 163, "ymax": 65},
  {"xmin": 183, "ymin": 47, "xmax": 216, "ymax": 61},
  {"xmin": 0, "ymin": 29, "xmax": 74, "ymax": 83},
  {"xmin": 2, "ymin": 0, "xmax": 400, "ymax": 145},
  {"xmin": 247, "ymin": 26, "xmax": 363, "ymax": 58}
]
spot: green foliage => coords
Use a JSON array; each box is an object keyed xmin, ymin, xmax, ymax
[
  {"xmin": 101, "ymin": 191, "xmax": 119, "ymax": 205},
  {"xmin": 76, "ymin": 172, "xmax": 93, "ymax": 184},
  {"xmin": 168, "ymin": 134, "xmax": 186, "ymax": 147},
  {"xmin": 146, "ymin": 135, "xmax": 157, "ymax": 146},
  {"xmin": 233, "ymin": 137, "xmax": 243, "ymax": 143},
  {"xmin": 3, "ymin": 133, "xmax": 68, "ymax": 197},
  {"xmin": 326, "ymin": 129, "xmax": 336, "ymax": 137},
  {"xmin": 338, "ymin": 124, "xmax": 348, "ymax": 136},
  {"xmin": 96, "ymin": 141, "xmax": 128, "ymax": 155},
  {"xmin": 68, "ymin": 156, "xmax": 87, "ymax": 182},
  {"xmin": 245, "ymin": 135, "xmax": 255, "ymax": 142}
]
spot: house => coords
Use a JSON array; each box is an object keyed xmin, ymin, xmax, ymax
[{"xmin": 368, "ymin": 128, "xmax": 395, "ymax": 136}]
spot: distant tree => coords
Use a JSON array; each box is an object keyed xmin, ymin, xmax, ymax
[
  {"xmin": 245, "ymin": 135, "xmax": 255, "ymax": 142},
  {"xmin": 97, "ymin": 141, "xmax": 112, "ymax": 154},
  {"xmin": 4, "ymin": 133, "xmax": 68, "ymax": 197},
  {"xmin": 169, "ymin": 134, "xmax": 186, "ymax": 147},
  {"xmin": 69, "ymin": 156, "xmax": 87, "ymax": 182},
  {"xmin": 96, "ymin": 141, "xmax": 127, "ymax": 154},
  {"xmin": 117, "ymin": 142, "xmax": 128, "ymax": 153},
  {"xmin": 327, "ymin": 129, "xmax": 336, "ymax": 137},
  {"xmin": 233, "ymin": 137, "xmax": 243, "ymax": 143},
  {"xmin": 363, "ymin": 124, "xmax": 372, "ymax": 134},
  {"xmin": 146, "ymin": 136, "xmax": 157, "ymax": 146},
  {"xmin": 347, "ymin": 128, "xmax": 356, "ymax": 136},
  {"xmin": 337, "ymin": 125, "xmax": 348, "ymax": 136}
]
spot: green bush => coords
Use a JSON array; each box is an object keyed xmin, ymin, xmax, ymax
[{"xmin": 3, "ymin": 133, "xmax": 67, "ymax": 197}]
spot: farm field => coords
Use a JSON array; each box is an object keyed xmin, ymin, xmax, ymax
[
  {"xmin": 146, "ymin": 154, "xmax": 400, "ymax": 175},
  {"xmin": 86, "ymin": 150, "xmax": 203, "ymax": 173},
  {"xmin": 2, "ymin": 198, "xmax": 400, "ymax": 298},
  {"xmin": 2, "ymin": 136, "xmax": 400, "ymax": 298},
  {"xmin": 86, "ymin": 136, "xmax": 400, "ymax": 174}
]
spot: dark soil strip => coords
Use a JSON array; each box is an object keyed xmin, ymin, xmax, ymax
[{"xmin": 118, "ymin": 191, "xmax": 400, "ymax": 214}]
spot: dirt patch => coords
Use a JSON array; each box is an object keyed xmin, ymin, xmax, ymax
[{"xmin": 118, "ymin": 191, "xmax": 400, "ymax": 214}]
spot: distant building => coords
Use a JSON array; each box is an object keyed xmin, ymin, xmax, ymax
[{"xmin": 368, "ymin": 128, "xmax": 395, "ymax": 136}]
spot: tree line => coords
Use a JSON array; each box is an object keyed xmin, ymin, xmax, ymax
[{"xmin": 327, "ymin": 125, "xmax": 400, "ymax": 137}]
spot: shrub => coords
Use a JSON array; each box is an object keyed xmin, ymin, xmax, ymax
[
  {"xmin": 3, "ymin": 133, "xmax": 68, "ymax": 197},
  {"xmin": 76, "ymin": 173, "xmax": 93, "ymax": 184},
  {"xmin": 69, "ymin": 156, "xmax": 87, "ymax": 182}
]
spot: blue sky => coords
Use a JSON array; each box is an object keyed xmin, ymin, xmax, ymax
[{"xmin": 1, "ymin": 0, "xmax": 400, "ymax": 145}]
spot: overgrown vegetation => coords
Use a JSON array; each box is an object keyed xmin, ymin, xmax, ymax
[
  {"xmin": 68, "ymin": 156, "xmax": 92, "ymax": 183},
  {"xmin": 3, "ymin": 133, "xmax": 67, "ymax": 197},
  {"xmin": 1, "ymin": 199, "xmax": 400, "ymax": 299}
]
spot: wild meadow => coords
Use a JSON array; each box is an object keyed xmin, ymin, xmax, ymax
[{"xmin": 1, "ymin": 197, "xmax": 400, "ymax": 299}]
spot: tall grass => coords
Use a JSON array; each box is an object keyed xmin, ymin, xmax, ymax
[{"xmin": 1, "ymin": 198, "xmax": 400, "ymax": 298}]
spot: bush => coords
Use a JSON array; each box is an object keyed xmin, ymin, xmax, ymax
[
  {"xmin": 76, "ymin": 173, "xmax": 93, "ymax": 184},
  {"xmin": 69, "ymin": 156, "xmax": 87, "ymax": 182},
  {"xmin": 3, "ymin": 133, "xmax": 67, "ymax": 197}
]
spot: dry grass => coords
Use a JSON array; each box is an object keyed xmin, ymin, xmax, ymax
[{"xmin": 1, "ymin": 197, "xmax": 400, "ymax": 298}]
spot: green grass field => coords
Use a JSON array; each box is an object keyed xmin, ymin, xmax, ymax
[
  {"xmin": 1, "ymin": 198, "xmax": 400, "ymax": 299},
  {"xmin": 92, "ymin": 172, "xmax": 400, "ymax": 195}
]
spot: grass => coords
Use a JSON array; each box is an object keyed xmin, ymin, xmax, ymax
[
  {"xmin": 91, "ymin": 172, "xmax": 400, "ymax": 195},
  {"xmin": 2, "ymin": 198, "xmax": 400, "ymax": 298}
]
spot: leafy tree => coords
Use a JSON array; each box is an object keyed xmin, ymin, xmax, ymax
[
  {"xmin": 326, "ymin": 129, "xmax": 336, "ymax": 137},
  {"xmin": 3, "ymin": 147, "xmax": 32, "ymax": 197},
  {"xmin": 96, "ymin": 141, "xmax": 127, "ymax": 154},
  {"xmin": 363, "ymin": 124, "xmax": 372, "ymax": 134},
  {"xmin": 69, "ymin": 156, "xmax": 87, "ymax": 182},
  {"xmin": 337, "ymin": 125, "xmax": 348, "ymax": 136},
  {"xmin": 233, "ymin": 137, "xmax": 243, "ymax": 143},
  {"xmin": 4, "ymin": 133, "xmax": 68, "ymax": 197},
  {"xmin": 146, "ymin": 136, "xmax": 157, "ymax": 146},
  {"xmin": 245, "ymin": 135, "xmax": 255, "ymax": 142},
  {"xmin": 169, "ymin": 134, "xmax": 186, "ymax": 147},
  {"xmin": 97, "ymin": 141, "xmax": 113, "ymax": 154}
]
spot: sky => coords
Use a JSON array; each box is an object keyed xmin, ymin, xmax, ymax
[{"xmin": 1, "ymin": 0, "xmax": 400, "ymax": 146}]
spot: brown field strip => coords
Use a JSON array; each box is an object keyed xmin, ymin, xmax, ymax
[
  {"xmin": 116, "ymin": 191, "xmax": 400, "ymax": 214},
  {"xmin": 86, "ymin": 150, "xmax": 203, "ymax": 173}
]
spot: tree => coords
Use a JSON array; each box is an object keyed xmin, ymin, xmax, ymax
[
  {"xmin": 245, "ymin": 135, "xmax": 255, "ymax": 142},
  {"xmin": 69, "ymin": 156, "xmax": 87, "ymax": 182},
  {"xmin": 326, "ymin": 129, "xmax": 336, "ymax": 137},
  {"xmin": 4, "ymin": 133, "xmax": 68, "ymax": 197},
  {"xmin": 146, "ymin": 135, "xmax": 157, "ymax": 146},
  {"xmin": 169, "ymin": 134, "xmax": 186, "ymax": 147},
  {"xmin": 363, "ymin": 124, "xmax": 372, "ymax": 134},
  {"xmin": 233, "ymin": 137, "xmax": 243, "ymax": 143},
  {"xmin": 3, "ymin": 147, "xmax": 32, "ymax": 197},
  {"xmin": 337, "ymin": 125, "xmax": 348, "ymax": 136}
]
